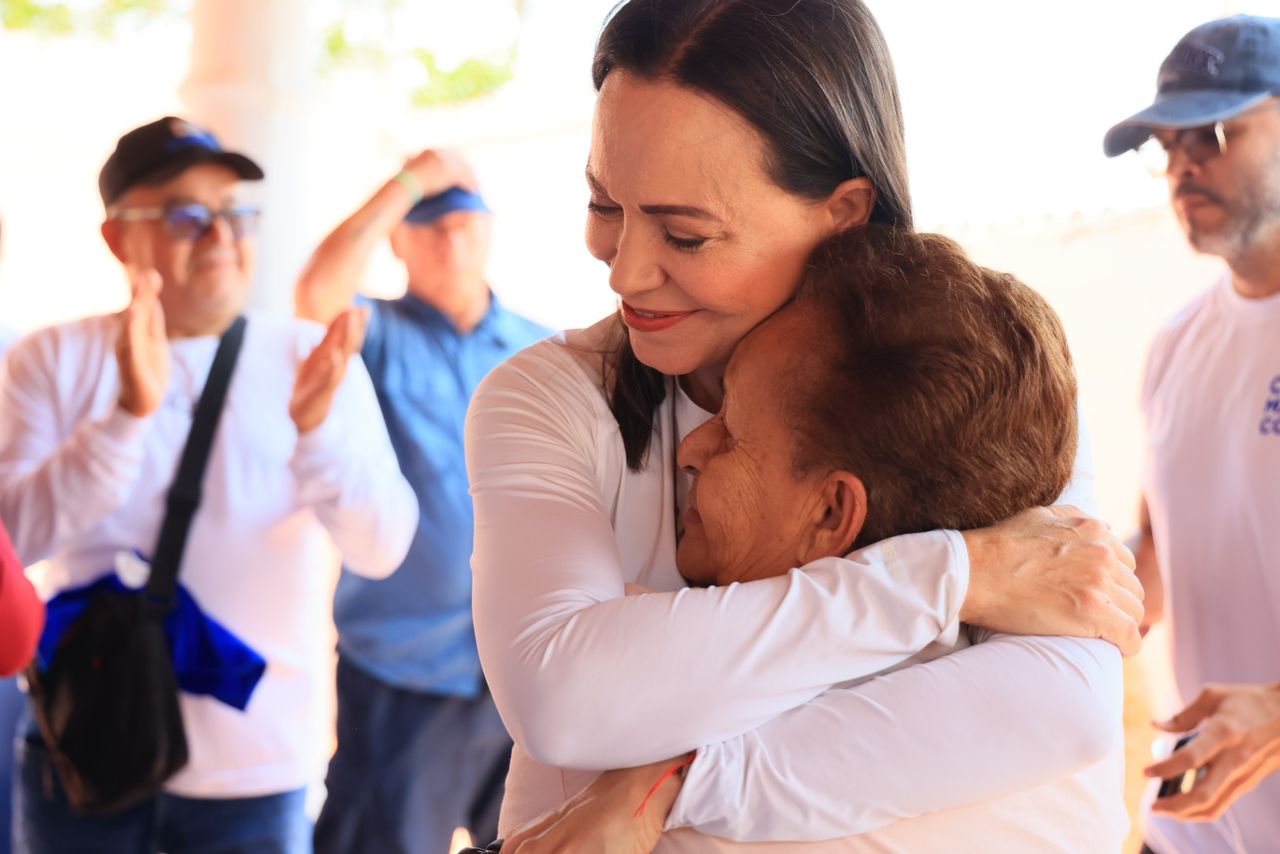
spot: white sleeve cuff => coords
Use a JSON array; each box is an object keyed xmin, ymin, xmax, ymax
[
  {"xmin": 938, "ymin": 528, "xmax": 970, "ymax": 647},
  {"xmin": 97, "ymin": 406, "xmax": 152, "ymax": 446}
]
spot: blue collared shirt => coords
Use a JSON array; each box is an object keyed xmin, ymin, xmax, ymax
[{"xmin": 335, "ymin": 292, "xmax": 551, "ymax": 696}]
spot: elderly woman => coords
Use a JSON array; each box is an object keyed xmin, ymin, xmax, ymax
[
  {"xmin": 503, "ymin": 227, "xmax": 1127, "ymax": 851},
  {"xmin": 467, "ymin": 1, "xmax": 1141, "ymax": 851}
]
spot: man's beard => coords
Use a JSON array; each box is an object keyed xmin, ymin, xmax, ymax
[{"xmin": 1185, "ymin": 152, "xmax": 1280, "ymax": 261}]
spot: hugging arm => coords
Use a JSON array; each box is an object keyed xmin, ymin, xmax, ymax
[
  {"xmin": 467, "ymin": 355, "xmax": 968, "ymax": 770},
  {"xmin": 668, "ymin": 632, "xmax": 1122, "ymax": 839},
  {"xmin": 470, "ymin": 359, "xmax": 1139, "ymax": 773}
]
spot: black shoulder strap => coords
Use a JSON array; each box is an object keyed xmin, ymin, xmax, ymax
[{"xmin": 144, "ymin": 315, "xmax": 247, "ymax": 611}]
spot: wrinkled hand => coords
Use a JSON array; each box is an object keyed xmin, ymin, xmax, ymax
[
  {"xmin": 504, "ymin": 756, "xmax": 688, "ymax": 854},
  {"xmin": 1146, "ymin": 682, "xmax": 1280, "ymax": 821},
  {"xmin": 116, "ymin": 268, "xmax": 170, "ymax": 418},
  {"xmin": 960, "ymin": 506, "xmax": 1145, "ymax": 656},
  {"xmin": 290, "ymin": 307, "xmax": 367, "ymax": 434},
  {"xmin": 401, "ymin": 148, "xmax": 478, "ymax": 199}
]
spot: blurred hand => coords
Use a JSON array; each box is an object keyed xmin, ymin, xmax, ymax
[
  {"xmin": 290, "ymin": 307, "xmax": 367, "ymax": 434},
  {"xmin": 504, "ymin": 756, "xmax": 689, "ymax": 854},
  {"xmin": 960, "ymin": 505, "xmax": 1145, "ymax": 656},
  {"xmin": 116, "ymin": 268, "xmax": 170, "ymax": 418},
  {"xmin": 401, "ymin": 148, "xmax": 477, "ymax": 199},
  {"xmin": 1146, "ymin": 682, "xmax": 1280, "ymax": 821}
]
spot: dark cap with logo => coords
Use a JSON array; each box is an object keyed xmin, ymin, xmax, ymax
[
  {"xmin": 99, "ymin": 117, "xmax": 264, "ymax": 207},
  {"xmin": 1104, "ymin": 15, "xmax": 1280, "ymax": 157}
]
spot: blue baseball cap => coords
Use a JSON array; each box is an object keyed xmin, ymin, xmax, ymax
[
  {"xmin": 404, "ymin": 186, "xmax": 491, "ymax": 225},
  {"xmin": 1104, "ymin": 15, "xmax": 1280, "ymax": 157}
]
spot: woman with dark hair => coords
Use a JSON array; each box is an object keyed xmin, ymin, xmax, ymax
[
  {"xmin": 497, "ymin": 226, "xmax": 1127, "ymax": 851},
  {"xmin": 465, "ymin": 0, "xmax": 1140, "ymax": 848}
]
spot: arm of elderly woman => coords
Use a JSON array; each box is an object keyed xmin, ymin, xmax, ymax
[{"xmin": 467, "ymin": 354, "xmax": 1140, "ymax": 771}]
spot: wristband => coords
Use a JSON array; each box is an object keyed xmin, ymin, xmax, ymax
[{"xmin": 392, "ymin": 169, "xmax": 425, "ymax": 205}]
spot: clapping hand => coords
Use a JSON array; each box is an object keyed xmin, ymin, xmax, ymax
[
  {"xmin": 116, "ymin": 268, "xmax": 170, "ymax": 418},
  {"xmin": 290, "ymin": 307, "xmax": 368, "ymax": 434}
]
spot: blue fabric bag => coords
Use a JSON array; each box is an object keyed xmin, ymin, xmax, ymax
[{"xmin": 38, "ymin": 568, "xmax": 265, "ymax": 711}]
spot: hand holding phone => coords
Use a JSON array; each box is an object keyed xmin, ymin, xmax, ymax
[
  {"xmin": 456, "ymin": 841, "xmax": 502, "ymax": 853},
  {"xmin": 1156, "ymin": 733, "xmax": 1198, "ymax": 799}
]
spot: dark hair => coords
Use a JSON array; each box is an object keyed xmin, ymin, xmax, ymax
[
  {"xmin": 790, "ymin": 226, "xmax": 1077, "ymax": 549},
  {"xmin": 592, "ymin": 0, "xmax": 913, "ymax": 469}
]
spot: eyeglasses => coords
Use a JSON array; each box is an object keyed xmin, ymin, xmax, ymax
[
  {"xmin": 108, "ymin": 203, "xmax": 261, "ymax": 241},
  {"xmin": 1136, "ymin": 123, "xmax": 1228, "ymax": 176}
]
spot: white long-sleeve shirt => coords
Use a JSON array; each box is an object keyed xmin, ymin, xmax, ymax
[
  {"xmin": 0, "ymin": 312, "xmax": 417, "ymax": 798},
  {"xmin": 466, "ymin": 318, "xmax": 1127, "ymax": 849}
]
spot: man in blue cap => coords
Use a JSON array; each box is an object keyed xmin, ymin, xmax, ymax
[
  {"xmin": 1104, "ymin": 15, "xmax": 1280, "ymax": 853},
  {"xmin": 297, "ymin": 150, "xmax": 550, "ymax": 853}
]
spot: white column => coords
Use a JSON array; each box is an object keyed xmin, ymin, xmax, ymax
[
  {"xmin": 180, "ymin": 5, "xmax": 339, "ymax": 816},
  {"xmin": 181, "ymin": 0, "xmax": 320, "ymax": 316}
]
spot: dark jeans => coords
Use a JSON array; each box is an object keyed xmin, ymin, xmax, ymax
[
  {"xmin": 13, "ymin": 715, "xmax": 309, "ymax": 854},
  {"xmin": 0, "ymin": 678, "xmax": 25, "ymax": 854},
  {"xmin": 313, "ymin": 656, "xmax": 512, "ymax": 854}
]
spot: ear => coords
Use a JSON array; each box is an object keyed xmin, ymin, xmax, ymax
[
  {"xmin": 797, "ymin": 471, "xmax": 868, "ymax": 564},
  {"xmin": 101, "ymin": 220, "xmax": 127, "ymax": 264},
  {"xmin": 823, "ymin": 177, "xmax": 877, "ymax": 233}
]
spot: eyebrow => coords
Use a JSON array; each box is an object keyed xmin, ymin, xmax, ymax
[
  {"xmin": 585, "ymin": 168, "xmax": 720, "ymax": 221},
  {"xmin": 639, "ymin": 203, "xmax": 718, "ymax": 220}
]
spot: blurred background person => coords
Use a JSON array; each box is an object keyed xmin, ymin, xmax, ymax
[
  {"xmin": 297, "ymin": 149, "xmax": 550, "ymax": 854},
  {"xmin": 0, "ymin": 517, "xmax": 41, "ymax": 854},
  {"xmin": 0, "ymin": 116, "xmax": 416, "ymax": 853},
  {"xmin": 1103, "ymin": 14, "xmax": 1280, "ymax": 853},
  {"xmin": 0, "ymin": 518, "xmax": 41, "ymax": 679},
  {"xmin": 0, "ymin": 214, "xmax": 27, "ymax": 854}
]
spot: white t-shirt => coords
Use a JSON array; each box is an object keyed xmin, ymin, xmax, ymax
[
  {"xmin": 0, "ymin": 312, "xmax": 418, "ymax": 798},
  {"xmin": 1141, "ymin": 277, "xmax": 1280, "ymax": 854},
  {"xmin": 466, "ymin": 317, "xmax": 1127, "ymax": 850}
]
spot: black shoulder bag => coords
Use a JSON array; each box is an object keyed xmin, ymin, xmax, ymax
[{"xmin": 24, "ymin": 315, "xmax": 247, "ymax": 816}]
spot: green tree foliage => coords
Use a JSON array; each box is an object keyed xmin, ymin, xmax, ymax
[
  {"xmin": 409, "ymin": 49, "xmax": 515, "ymax": 108},
  {"xmin": 2, "ymin": 0, "xmax": 522, "ymax": 106},
  {"xmin": 1, "ymin": 0, "xmax": 182, "ymax": 36}
]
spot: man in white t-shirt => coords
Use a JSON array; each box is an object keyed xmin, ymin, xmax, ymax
[
  {"xmin": 0, "ymin": 117, "xmax": 417, "ymax": 853},
  {"xmin": 1104, "ymin": 15, "xmax": 1280, "ymax": 853}
]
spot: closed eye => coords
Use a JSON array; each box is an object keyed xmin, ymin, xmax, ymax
[
  {"xmin": 587, "ymin": 200, "xmax": 622, "ymax": 216},
  {"xmin": 664, "ymin": 232, "xmax": 707, "ymax": 252}
]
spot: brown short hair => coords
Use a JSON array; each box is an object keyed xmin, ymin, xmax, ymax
[{"xmin": 790, "ymin": 226, "xmax": 1077, "ymax": 549}]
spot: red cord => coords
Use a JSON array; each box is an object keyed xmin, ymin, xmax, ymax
[{"xmin": 634, "ymin": 753, "xmax": 696, "ymax": 818}]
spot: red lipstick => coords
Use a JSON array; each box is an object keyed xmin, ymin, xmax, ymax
[{"xmin": 621, "ymin": 302, "xmax": 696, "ymax": 333}]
